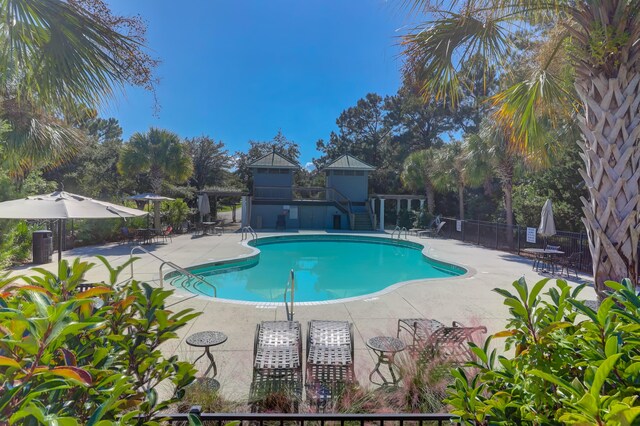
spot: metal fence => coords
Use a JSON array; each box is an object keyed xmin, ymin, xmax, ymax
[
  {"xmin": 151, "ymin": 408, "xmax": 458, "ymax": 426},
  {"xmin": 440, "ymin": 217, "xmax": 593, "ymax": 274}
]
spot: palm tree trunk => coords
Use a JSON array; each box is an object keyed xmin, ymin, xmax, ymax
[
  {"xmin": 425, "ymin": 181, "xmax": 435, "ymax": 214},
  {"xmin": 149, "ymin": 166, "xmax": 163, "ymax": 195},
  {"xmin": 575, "ymin": 66, "xmax": 640, "ymax": 297},
  {"xmin": 458, "ymin": 183, "xmax": 465, "ymax": 220},
  {"xmin": 503, "ymin": 180, "xmax": 514, "ymax": 247}
]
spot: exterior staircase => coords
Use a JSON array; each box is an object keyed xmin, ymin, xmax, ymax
[{"xmin": 352, "ymin": 212, "xmax": 374, "ymax": 231}]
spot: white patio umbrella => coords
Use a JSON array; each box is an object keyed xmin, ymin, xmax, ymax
[
  {"xmin": 127, "ymin": 193, "xmax": 174, "ymax": 229},
  {"xmin": 538, "ymin": 199, "xmax": 556, "ymax": 247},
  {"xmin": 197, "ymin": 194, "xmax": 210, "ymax": 220},
  {"xmin": 0, "ymin": 191, "xmax": 147, "ymax": 262}
]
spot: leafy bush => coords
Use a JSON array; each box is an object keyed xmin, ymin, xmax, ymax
[
  {"xmin": 74, "ymin": 218, "xmax": 121, "ymax": 246},
  {"xmin": 447, "ymin": 278, "xmax": 640, "ymax": 425},
  {"xmin": 0, "ymin": 257, "xmax": 199, "ymax": 424},
  {"xmin": 161, "ymin": 199, "xmax": 190, "ymax": 232},
  {"xmin": 0, "ymin": 221, "xmax": 42, "ymax": 268},
  {"xmin": 413, "ymin": 209, "xmax": 433, "ymax": 229},
  {"xmin": 397, "ymin": 209, "xmax": 415, "ymax": 229}
]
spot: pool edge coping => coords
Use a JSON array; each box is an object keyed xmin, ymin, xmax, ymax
[{"xmin": 165, "ymin": 233, "xmax": 477, "ymax": 306}]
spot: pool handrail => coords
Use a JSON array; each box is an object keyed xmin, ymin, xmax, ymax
[
  {"xmin": 241, "ymin": 226, "xmax": 257, "ymax": 241},
  {"xmin": 391, "ymin": 226, "xmax": 408, "ymax": 240},
  {"xmin": 129, "ymin": 245, "xmax": 217, "ymax": 297},
  {"xmin": 284, "ymin": 269, "xmax": 295, "ymax": 321}
]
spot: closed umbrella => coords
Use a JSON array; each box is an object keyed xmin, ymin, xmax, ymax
[
  {"xmin": 197, "ymin": 194, "xmax": 210, "ymax": 220},
  {"xmin": 538, "ymin": 199, "xmax": 556, "ymax": 247},
  {"xmin": 0, "ymin": 191, "xmax": 147, "ymax": 262},
  {"xmin": 127, "ymin": 193, "xmax": 174, "ymax": 229}
]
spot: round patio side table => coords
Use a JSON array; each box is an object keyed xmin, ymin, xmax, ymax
[
  {"xmin": 366, "ymin": 336, "xmax": 406, "ymax": 386},
  {"xmin": 186, "ymin": 331, "xmax": 227, "ymax": 378}
]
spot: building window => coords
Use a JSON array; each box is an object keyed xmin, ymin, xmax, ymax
[
  {"xmin": 279, "ymin": 169, "xmax": 289, "ymax": 174},
  {"xmin": 257, "ymin": 169, "xmax": 267, "ymax": 174},
  {"xmin": 334, "ymin": 170, "xmax": 344, "ymax": 175},
  {"xmin": 355, "ymin": 171, "xmax": 364, "ymax": 176}
]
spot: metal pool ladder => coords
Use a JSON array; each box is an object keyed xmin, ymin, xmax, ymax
[
  {"xmin": 129, "ymin": 245, "xmax": 217, "ymax": 297},
  {"xmin": 391, "ymin": 226, "xmax": 408, "ymax": 239},
  {"xmin": 241, "ymin": 226, "xmax": 258, "ymax": 241},
  {"xmin": 284, "ymin": 269, "xmax": 295, "ymax": 321}
]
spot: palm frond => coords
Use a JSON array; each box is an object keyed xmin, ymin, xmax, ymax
[
  {"xmin": 1, "ymin": 109, "xmax": 87, "ymax": 175},
  {"xmin": 491, "ymin": 69, "xmax": 572, "ymax": 153},
  {"xmin": 402, "ymin": 10, "xmax": 512, "ymax": 106},
  {"xmin": 0, "ymin": 0, "xmax": 141, "ymax": 109}
]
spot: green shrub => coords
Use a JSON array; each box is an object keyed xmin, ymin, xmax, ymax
[
  {"xmin": 0, "ymin": 221, "xmax": 42, "ymax": 268},
  {"xmin": 161, "ymin": 199, "xmax": 190, "ymax": 231},
  {"xmin": 0, "ymin": 257, "xmax": 199, "ymax": 424},
  {"xmin": 74, "ymin": 218, "xmax": 120, "ymax": 245},
  {"xmin": 414, "ymin": 209, "xmax": 433, "ymax": 228},
  {"xmin": 397, "ymin": 209, "xmax": 415, "ymax": 229},
  {"xmin": 447, "ymin": 278, "xmax": 640, "ymax": 425}
]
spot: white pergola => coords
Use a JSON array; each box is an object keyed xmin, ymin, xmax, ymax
[{"xmin": 369, "ymin": 194, "xmax": 427, "ymax": 231}]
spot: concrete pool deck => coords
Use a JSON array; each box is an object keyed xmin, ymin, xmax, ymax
[{"xmin": 9, "ymin": 230, "xmax": 596, "ymax": 401}]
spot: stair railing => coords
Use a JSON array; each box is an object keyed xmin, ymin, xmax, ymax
[
  {"xmin": 129, "ymin": 246, "xmax": 217, "ymax": 297},
  {"xmin": 241, "ymin": 226, "xmax": 258, "ymax": 241},
  {"xmin": 284, "ymin": 269, "xmax": 295, "ymax": 321},
  {"xmin": 365, "ymin": 200, "xmax": 377, "ymax": 231},
  {"xmin": 391, "ymin": 226, "xmax": 408, "ymax": 239}
]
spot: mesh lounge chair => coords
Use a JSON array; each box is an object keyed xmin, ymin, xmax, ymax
[
  {"xmin": 250, "ymin": 321, "xmax": 302, "ymax": 412},
  {"xmin": 397, "ymin": 318, "xmax": 446, "ymax": 351},
  {"xmin": 305, "ymin": 320, "xmax": 355, "ymax": 407},
  {"xmin": 422, "ymin": 321, "xmax": 487, "ymax": 366},
  {"xmin": 418, "ymin": 221, "xmax": 446, "ymax": 238}
]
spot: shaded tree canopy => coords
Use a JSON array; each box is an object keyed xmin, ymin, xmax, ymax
[
  {"xmin": 234, "ymin": 130, "xmax": 300, "ymax": 185},
  {"xmin": 186, "ymin": 136, "xmax": 232, "ymax": 190}
]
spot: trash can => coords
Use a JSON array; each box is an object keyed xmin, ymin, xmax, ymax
[
  {"xmin": 333, "ymin": 214, "xmax": 341, "ymax": 230},
  {"xmin": 32, "ymin": 230, "xmax": 53, "ymax": 264}
]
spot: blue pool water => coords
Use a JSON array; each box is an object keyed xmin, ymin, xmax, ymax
[{"xmin": 174, "ymin": 235, "xmax": 465, "ymax": 303}]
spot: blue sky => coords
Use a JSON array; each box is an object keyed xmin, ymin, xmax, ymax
[{"xmin": 103, "ymin": 1, "xmax": 414, "ymax": 166}]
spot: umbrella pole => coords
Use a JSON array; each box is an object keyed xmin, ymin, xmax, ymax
[{"xmin": 57, "ymin": 219, "xmax": 63, "ymax": 264}]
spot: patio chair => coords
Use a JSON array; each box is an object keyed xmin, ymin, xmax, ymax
[
  {"xmin": 160, "ymin": 225, "xmax": 173, "ymax": 243},
  {"xmin": 397, "ymin": 318, "xmax": 445, "ymax": 351},
  {"xmin": 422, "ymin": 321, "xmax": 487, "ymax": 366},
  {"xmin": 418, "ymin": 221, "xmax": 446, "ymax": 238},
  {"xmin": 250, "ymin": 321, "xmax": 303, "ymax": 412},
  {"xmin": 558, "ymin": 252, "xmax": 581, "ymax": 279},
  {"xmin": 305, "ymin": 320, "xmax": 355, "ymax": 406},
  {"xmin": 120, "ymin": 226, "xmax": 135, "ymax": 244}
]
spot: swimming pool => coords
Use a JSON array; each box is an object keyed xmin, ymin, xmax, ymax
[{"xmin": 169, "ymin": 235, "xmax": 466, "ymax": 303}]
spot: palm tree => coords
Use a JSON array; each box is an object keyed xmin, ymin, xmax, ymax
[
  {"xmin": 0, "ymin": 0, "xmax": 155, "ymax": 173},
  {"xmin": 402, "ymin": 148, "xmax": 439, "ymax": 214},
  {"xmin": 402, "ymin": 0, "xmax": 640, "ymax": 296},
  {"xmin": 431, "ymin": 141, "xmax": 469, "ymax": 220},
  {"xmin": 118, "ymin": 128, "xmax": 193, "ymax": 195},
  {"xmin": 464, "ymin": 122, "xmax": 523, "ymax": 239}
]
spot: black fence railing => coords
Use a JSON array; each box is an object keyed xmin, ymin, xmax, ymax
[
  {"xmin": 440, "ymin": 217, "xmax": 593, "ymax": 274},
  {"xmin": 152, "ymin": 408, "xmax": 458, "ymax": 425}
]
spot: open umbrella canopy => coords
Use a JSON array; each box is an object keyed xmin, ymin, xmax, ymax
[
  {"xmin": 0, "ymin": 191, "xmax": 147, "ymax": 263},
  {"xmin": 127, "ymin": 193, "xmax": 174, "ymax": 202},
  {"xmin": 538, "ymin": 199, "xmax": 556, "ymax": 238},
  {"xmin": 127, "ymin": 193, "xmax": 174, "ymax": 229},
  {"xmin": 0, "ymin": 191, "xmax": 147, "ymax": 219}
]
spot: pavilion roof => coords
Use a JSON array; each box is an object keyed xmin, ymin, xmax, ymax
[
  {"xmin": 323, "ymin": 154, "xmax": 375, "ymax": 171},
  {"xmin": 249, "ymin": 152, "xmax": 298, "ymax": 169}
]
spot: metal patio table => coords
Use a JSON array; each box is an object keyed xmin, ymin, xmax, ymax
[
  {"xmin": 366, "ymin": 336, "xmax": 406, "ymax": 386},
  {"xmin": 186, "ymin": 331, "xmax": 228, "ymax": 378}
]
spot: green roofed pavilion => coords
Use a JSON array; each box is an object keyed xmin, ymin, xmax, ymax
[
  {"xmin": 323, "ymin": 154, "xmax": 375, "ymax": 171},
  {"xmin": 248, "ymin": 152, "xmax": 298, "ymax": 169}
]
